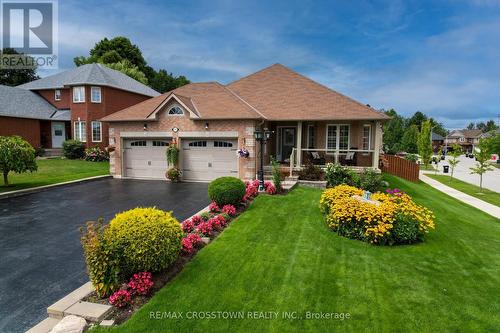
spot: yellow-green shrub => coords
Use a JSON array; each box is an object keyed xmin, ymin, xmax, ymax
[
  {"xmin": 107, "ymin": 207, "xmax": 183, "ymax": 275},
  {"xmin": 320, "ymin": 185, "xmax": 435, "ymax": 245}
]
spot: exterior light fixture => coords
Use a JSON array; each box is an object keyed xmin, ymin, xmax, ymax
[
  {"xmin": 205, "ymin": 122, "xmax": 209, "ymax": 130},
  {"xmin": 253, "ymin": 128, "xmax": 273, "ymax": 191},
  {"xmin": 143, "ymin": 123, "xmax": 148, "ymax": 131}
]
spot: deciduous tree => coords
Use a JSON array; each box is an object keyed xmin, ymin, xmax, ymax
[{"xmin": 0, "ymin": 136, "xmax": 37, "ymax": 186}]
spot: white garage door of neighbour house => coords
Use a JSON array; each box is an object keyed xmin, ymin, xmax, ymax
[
  {"xmin": 182, "ymin": 139, "xmax": 238, "ymax": 181},
  {"xmin": 124, "ymin": 139, "xmax": 169, "ymax": 179}
]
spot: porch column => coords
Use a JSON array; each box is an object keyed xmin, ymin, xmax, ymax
[
  {"xmin": 296, "ymin": 121, "xmax": 303, "ymax": 167},
  {"xmin": 372, "ymin": 121, "xmax": 382, "ymax": 169}
]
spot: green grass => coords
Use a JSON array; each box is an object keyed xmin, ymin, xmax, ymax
[
  {"xmin": 426, "ymin": 174, "xmax": 500, "ymax": 207},
  {"xmin": 0, "ymin": 158, "xmax": 109, "ymax": 192},
  {"xmin": 419, "ymin": 163, "xmax": 436, "ymax": 171},
  {"xmin": 97, "ymin": 175, "xmax": 500, "ymax": 333}
]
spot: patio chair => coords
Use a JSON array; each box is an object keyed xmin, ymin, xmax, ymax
[
  {"xmin": 343, "ymin": 151, "xmax": 357, "ymax": 166},
  {"xmin": 305, "ymin": 151, "xmax": 326, "ymax": 165}
]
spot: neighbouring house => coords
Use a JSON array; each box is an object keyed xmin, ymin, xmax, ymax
[
  {"xmin": 102, "ymin": 63, "xmax": 390, "ymax": 181},
  {"xmin": 444, "ymin": 129, "xmax": 483, "ymax": 153},
  {"xmin": 0, "ymin": 85, "xmax": 70, "ymax": 149},
  {"xmin": 2, "ymin": 63, "xmax": 159, "ymax": 150},
  {"xmin": 432, "ymin": 132, "xmax": 444, "ymax": 153}
]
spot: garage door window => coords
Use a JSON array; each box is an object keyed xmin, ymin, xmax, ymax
[
  {"xmin": 130, "ymin": 140, "xmax": 147, "ymax": 147},
  {"xmin": 214, "ymin": 141, "xmax": 234, "ymax": 147},
  {"xmin": 153, "ymin": 140, "xmax": 169, "ymax": 147},
  {"xmin": 189, "ymin": 141, "xmax": 207, "ymax": 147}
]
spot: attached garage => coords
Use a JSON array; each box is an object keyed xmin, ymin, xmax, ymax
[
  {"xmin": 123, "ymin": 139, "xmax": 169, "ymax": 179},
  {"xmin": 182, "ymin": 139, "xmax": 238, "ymax": 181}
]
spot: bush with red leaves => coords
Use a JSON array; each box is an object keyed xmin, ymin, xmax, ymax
[
  {"xmin": 182, "ymin": 233, "xmax": 202, "ymax": 255},
  {"xmin": 222, "ymin": 204, "xmax": 237, "ymax": 216},
  {"xmin": 182, "ymin": 219, "xmax": 195, "ymax": 233},
  {"xmin": 196, "ymin": 221, "xmax": 213, "ymax": 236},
  {"xmin": 209, "ymin": 202, "xmax": 220, "ymax": 213},
  {"xmin": 109, "ymin": 289, "xmax": 132, "ymax": 308},
  {"xmin": 191, "ymin": 215, "xmax": 203, "ymax": 226}
]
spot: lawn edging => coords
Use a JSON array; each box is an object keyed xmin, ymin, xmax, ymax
[{"xmin": 0, "ymin": 175, "xmax": 112, "ymax": 200}]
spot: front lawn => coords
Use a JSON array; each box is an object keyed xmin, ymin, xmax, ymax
[
  {"xmin": 426, "ymin": 174, "xmax": 500, "ymax": 207},
  {"xmin": 0, "ymin": 158, "xmax": 109, "ymax": 193},
  {"xmin": 98, "ymin": 175, "xmax": 499, "ymax": 333}
]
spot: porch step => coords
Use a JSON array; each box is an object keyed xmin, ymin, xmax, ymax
[
  {"xmin": 281, "ymin": 180, "xmax": 298, "ymax": 191},
  {"xmin": 43, "ymin": 148, "xmax": 63, "ymax": 157}
]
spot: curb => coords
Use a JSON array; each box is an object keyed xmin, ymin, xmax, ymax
[{"xmin": 0, "ymin": 175, "xmax": 112, "ymax": 200}]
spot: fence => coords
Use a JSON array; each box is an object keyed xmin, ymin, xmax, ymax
[{"xmin": 381, "ymin": 155, "xmax": 420, "ymax": 182}]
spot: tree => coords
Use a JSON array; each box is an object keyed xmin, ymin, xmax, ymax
[
  {"xmin": 401, "ymin": 125, "xmax": 419, "ymax": 154},
  {"xmin": 429, "ymin": 118, "xmax": 447, "ymax": 137},
  {"xmin": 448, "ymin": 144, "xmax": 462, "ymax": 180},
  {"xmin": 467, "ymin": 122, "xmax": 475, "ymax": 130},
  {"xmin": 382, "ymin": 109, "xmax": 406, "ymax": 154},
  {"xmin": 469, "ymin": 138, "xmax": 494, "ymax": 190},
  {"xmin": 408, "ymin": 111, "xmax": 427, "ymax": 130},
  {"xmin": 483, "ymin": 120, "xmax": 499, "ymax": 133},
  {"xmin": 486, "ymin": 133, "xmax": 500, "ymax": 155},
  {"xmin": 104, "ymin": 60, "xmax": 148, "ymax": 84},
  {"xmin": 418, "ymin": 120, "xmax": 433, "ymax": 167},
  {"xmin": 0, "ymin": 48, "xmax": 39, "ymax": 86},
  {"xmin": 75, "ymin": 36, "xmax": 190, "ymax": 92},
  {"xmin": 0, "ymin": 136, "xmax": 37, "ymax": 186}
]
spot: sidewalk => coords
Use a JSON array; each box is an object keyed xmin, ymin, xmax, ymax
[{"xmin": 420, "ymin": 174, "xmax": 500, "ymax": 219}]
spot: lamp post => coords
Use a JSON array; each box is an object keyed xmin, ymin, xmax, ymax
[{"xmin": 254, "ymin": 128, "xmax": 272, "ymax": 192}]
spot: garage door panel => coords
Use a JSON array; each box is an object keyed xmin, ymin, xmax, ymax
[{"xmin": 124, "ymin": 140, "xmax": 168, "ymax": 179}]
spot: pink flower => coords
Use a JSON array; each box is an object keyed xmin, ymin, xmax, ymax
[
  {"xmin": 196, "ymin": 221, "xmax": 213, "ymax": 236},
  {"xmin": 209, "ymin": 202, "xmax": 220, "ymax": 213},
  {"xmin": 182, "ymin": 219, "xmax": 195, "ymax": 233},
  {"xmin": 127, "ymin": 272, "xmax": 153, "ymax": 295},
  {"xmin": 251, "ymin": 179, "xmax": 260, "ymax": 188},
  {"xmin": 222, "ymin": 204, "xmax": 236, "ymax": 216},
  {"xmin": 109, "ymin": 289, "xmax": 132, "ymax": 308},
  {"xmin": 191, "ymin": 215, "xmax": 203, "ymax": 226},
  {"xmin": 182, "ymin": 233, "xmax": 203, "ymax": 255},
  {"xmin": 266, "ymin": 184, "xmax": 277, "ymax": 195}
]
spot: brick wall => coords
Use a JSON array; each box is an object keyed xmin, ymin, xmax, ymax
[
  {"xmin": 0, "ymin": 116, "xmax": 41, "ymax": 147},
  {"xmin": 107, "ymin": 100, "xmax": 258, "ymax": 180}
]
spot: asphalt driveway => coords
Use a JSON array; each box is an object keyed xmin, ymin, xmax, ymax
[{"xmin": 0, "ymin": 178, "xmax": 209, "ymax": 333}]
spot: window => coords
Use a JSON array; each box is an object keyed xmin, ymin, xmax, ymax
[
  {"xmin": 214, "ymin": 141, "xmax": 233, "ymax": 147},
  {"xmin": 459, "ymin": 137, "xmax": 465, "ymax": 142},
  {"xmin": 131, "ymin": 141, "xmax": 147, "ymax": 147},
  {"xmin": 54, "ymin": 89, "xmax": 61, "ymax": 101},
  {"xmin": 326, "ymin": 124, "xmax": 350, "ymax": 152},
  {"xmin": 92, "ymin": 121, "xmax": 102, "ymax": 142},
  {"xmin": 153, "ymin": 140, "xmax": 169, "ymax": 146},
  {"xmin": 307, "ymin": 125, "xmax": 315, "ymax": 149},
  {"xmin": 74, "ymin": 121, "xmax": 86, "ymax": 142},
  {"xmin": 73, "ymin": 86, "xmax": 85, "ymax": 103},
  {"xmin": 168, "ymin": 106, "xmax": 184, "ymax": 115},
  {"xmin": 362, "ymin": 124, "xmax": 372, "ymax": 150},
  {"xmin": 188, "ymin": 141, "xmax": 207, "ymax": 147},
  {"xmin": 91, "ymin": 87, "xmax": 101, "ymax": 103}
]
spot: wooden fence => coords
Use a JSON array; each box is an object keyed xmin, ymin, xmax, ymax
[{"xmin": 381, "ymin": 155, "xmax": 420, "ymax": 182}]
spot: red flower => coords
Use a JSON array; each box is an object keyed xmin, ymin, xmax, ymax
[
  {"xmin": 222, "ymin": 204, "xmax": 236, "ymax": 216},
  {"xmin": 109, "ymin": 289, "xmax": 132, "ymax": 308},
  {"xmin": 196, "ymin": 221, "xmax": 213, "ymax": 236},
  {"xmin": 191, "ymin": 215, "xmax": 203, "ymax": 226},
  {"xmin": 209, "ymin": 202, "xmax": 220, "ymax": 213},
  {"xmin": 127, "ymin": 272, "xmax": 153, "ymax": 295},
  {"xmin": 182, "ymin": 219, "xmax": 195, "ymax": 233}
]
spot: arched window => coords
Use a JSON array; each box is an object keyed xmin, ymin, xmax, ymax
[{"xmin": 168, "ymin": 106, "xmax": 184, "ymax": 115}]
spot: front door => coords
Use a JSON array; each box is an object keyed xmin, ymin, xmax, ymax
[
  {"xmin": 279, "ymin": 127, "xmax": 296, "ymax": 161},
  {"xmin": 51, "ymin": 122, "xmax": 65, "ymax": 148}
]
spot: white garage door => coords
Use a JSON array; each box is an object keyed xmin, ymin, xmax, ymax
[
  {"xmin": 124, "ymin": 139, "xmax": 169, "ymax": 179},
  {"xmin": 182, "ymin": 139, "xmax": 238, "ymax": 181}
]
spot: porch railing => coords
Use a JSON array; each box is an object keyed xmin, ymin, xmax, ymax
[{"xmin": 289, "ymin": 147, "xmax": 376, "ymax": 176}]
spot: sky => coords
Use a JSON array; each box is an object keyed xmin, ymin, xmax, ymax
[{"xmin": 46, "ymin": 0, "xmax": 500, "ymax": 129}]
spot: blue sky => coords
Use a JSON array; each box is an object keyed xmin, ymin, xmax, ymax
[{"xmin": 50, "ymin": 0, "xmax": 500, "ymax": 128}]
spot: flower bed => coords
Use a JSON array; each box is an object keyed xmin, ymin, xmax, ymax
[
  {"xmin": 320, "ymin": 185, "xmax": 435, "ymax": 245},
  {"xmin": 82, "ymin": 177, "xmax": 280, "ymax": 326}
]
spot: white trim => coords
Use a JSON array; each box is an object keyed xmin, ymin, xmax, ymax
[
  {"xmin": 121, "ymin": 131, "xmax": 172, "ymax": 138},
  {"xmin": 147, "ymin": 94, "xmax": 200, "ymax": 119},
  {"xmin": 167, "ymin": 105, "xmax": 184, "ymax": 116},
  {"xmin": 276, "ymin": 126, "xmax": 297, "ymax": 161},
  {"xmin": 177, "ymin": 131, "xmax": 239, "ymax": 138},
  {"xmin": 54, "ymin": 89, "xmax": 61, "ymax": 101},
  {"xmin": 74, "ymin": 121, "xmax": 86, "ymax": 142},
  {"xmin": 325, "ymin": 124, "xmax": 350, "ymax": 154},
  {"xmin": 91, "ymin": 121, "xmax": 102, "ymax": 142},
  {"xmin": 72, "ymin": 86, "xmax": 85, "ymax": 103},
  {"xmin": 362, "ymin": 124, "xmax": 372, "ymax": 150},
  {"xmin": 90, "ymin": 86, "xmax": 102, "ymax": 103}
]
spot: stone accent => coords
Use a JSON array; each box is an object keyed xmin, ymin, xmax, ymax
[
  {"xmin": 26, "ymin": 317, "xmax": 60, "ymax": 333},
  {"xmin": 297, "ymin": 180, "xmax": 327, "ymax": 189},
  {"xmin": 100, "ymin": 319, "xmax": 115, "ymax": 327},
  {"xmin": 64, "ymin": 302, "xmax": 112, "ymax": 322},
  {"xmin": 49, "ymin": 315, "xmax": 86, "ymax": 333},
  {"xmin": 47, "ymin": 282, "xmax": 94, "ymax": 319}
]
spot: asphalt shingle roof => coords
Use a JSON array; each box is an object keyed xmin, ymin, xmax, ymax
[
  {"xmin": 18, "ymin": 63, "xmax": 159, "ymax": 97},
  {"xmin": 0, "ymin": 85, "xmax": 60, "ymax": 120}
]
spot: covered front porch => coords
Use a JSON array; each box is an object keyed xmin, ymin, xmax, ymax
[{"xmin": 261, "ymin": 120, "xmax": 383, "ymax": 172}]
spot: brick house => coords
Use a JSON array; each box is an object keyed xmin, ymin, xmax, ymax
[
  {"xmin": 1, "ymin": 64, "xmax": 159, "ymax": 149},
  {"xmin": 102, "ymin": 64, "xmax": 390, "ymax": 181},
  {"xmin": 444, "ymin": 129, "xmax": 483, "ymax": 153}
]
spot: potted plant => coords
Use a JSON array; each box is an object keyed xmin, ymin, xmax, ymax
[
  {"xmin": 166, "ymin": 167, "xmax": 181, "ymax": 182},
  {"xmin": 166, "ymin": 141, "xmax": 181, "ymax": 182}
]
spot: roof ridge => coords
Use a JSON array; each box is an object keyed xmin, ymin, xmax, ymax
[
  {"xmin": 226, "ymin": 63, "xmax": 281, "ymax": 87},
  {"xmin": 218, "ymin": 82, "xmax": 266, "ymax": 119}
]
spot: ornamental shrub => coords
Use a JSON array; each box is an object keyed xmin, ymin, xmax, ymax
[
  {"xmin": 320, "ymin": 185, "xmax": 435, "ymax": 245},
  {"xmin": 182, "ymin": 219, "xmax": 195, "ymax": 233},
  {"xmin": 208, "ymin": 177, "xmax": 246, "ymax": 206},
  {"xmin": 298, "ymin": 163, "xmax": 325, "ymax": 181},
  {"xmin": 107, "ymin": 207, "xmax": 183, "ymax": 275},
  {"xmin": 127, "ymin": 272, "xmax": 154, "ymax": 295},
  {"xmin": 80, "ymin": 220, "xmax": 120, "ymax": 297},
  {"xmin": 358, "ymin": 169, "xmax": 384, "ymax": 192},
  {"xmin": 109, "ymin": 289, "xmax": 132, "ymax": 308},
  {"xmin": 182, "ymin": 233, "xmax": 202, "ymax": 255},
  {"xmin": 196, "ymin": 221, "xmax": 213, "ymax": 236},
  {"xmin": 0, "ymin": 135, "xmax": 37, "ymax": 186},
  {"xmin": 325, "ymin": 163, "xmax": 358, "ymax": 187},
  {"xmin": 63, "ymin": 139, "xmax": 85, "ymax": 159},
  {"xmin": 191, "ymin": 215, "xmax": 203, "ymax": 226},
  {"xmin": 209, "ymin": 202, "xmax": 220, "ymax": 212},
  {"xmin": 84, "ymin": 146, "xmax": 109, "ymax": 162}
]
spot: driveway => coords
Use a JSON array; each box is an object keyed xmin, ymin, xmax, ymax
[
  {"xmin": 0, "ymin": 179, "xmax": 209, "ymax": 333},
  {"xmin": 433, "ymin": 155, "xmax": 500, "ymax": 193}
]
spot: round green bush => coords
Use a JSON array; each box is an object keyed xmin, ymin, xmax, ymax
[
  {"xmin": 62, "ymin": 139, "xmax": 85, "ymax": 159},
  {"xmin": 107, "ymin": 207, "xmax": 183, "ymax": 275},
  {"xmin": 389, "ymin": 213, "xmax": 421, "ymax": 245},
  {"xmin": 208, "ymin": 177, "xmax": 246, "ymax": 206}
]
